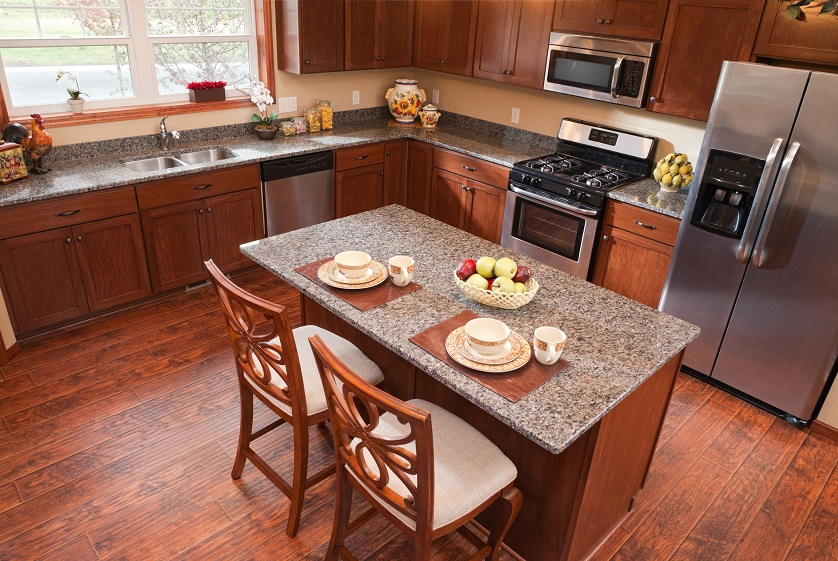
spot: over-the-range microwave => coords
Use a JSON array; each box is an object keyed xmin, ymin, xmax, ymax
[{"xmin": 544, "ymin": 32, "xmax": 656, "ymax": 108}]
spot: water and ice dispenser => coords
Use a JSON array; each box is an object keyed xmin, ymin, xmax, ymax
[{"xmin": 690, "ymin": 150, "xmax": 765, "ymax": 238}]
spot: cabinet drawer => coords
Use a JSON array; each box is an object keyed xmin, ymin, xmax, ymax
[
  {"xmin": 432, "ymin": 148, "xmax": 508, "ymax": 188},
  {"xmin": 335, "ymin": 144, "xmax": 385, "ymax": 171},
  {"xmin": 606, "ymin": 201, "xmax": 680, "ymax": 246},
  {"xmin": 0, "ymin": 187, "xmax": 137, "ymax": 239},
  {"xmin": 136, "ymin": 164, "xmax": 260, "ymax": 210}
]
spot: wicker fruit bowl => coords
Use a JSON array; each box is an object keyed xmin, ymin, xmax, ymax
[{"xmin": 454, "ymin": 274, "xmax": 539, "ymax": 310}]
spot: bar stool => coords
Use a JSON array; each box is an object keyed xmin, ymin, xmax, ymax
[
  {"xmin": 309, "ymin": 334, "xmax": 523, "ymax": 561},
  {"xmin": 204, "ymin": 260, "xmax": 384, "ymax": 537}
]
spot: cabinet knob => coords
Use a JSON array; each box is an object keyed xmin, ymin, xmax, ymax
[
  {"xmin": 604, "ymin": 19, "xmax": 611, "ymax": 24},
  {"xmin": 304, "ymin": 60, "xmax": 310, "ymax": 65},
  {"xmin": 76, "ymin": 235, "xmax": 83, "ymax": 241},
  {"xmin": 379, "ymin": 172, "xmax": 384, "ymax": 176},
  {"xmin": 65, "ymin": 237, "xmax": 73, "ymax": 244},
  {"xmin": 460, "ymin": 185, "xmax": 466, "ymax": 190},
  {"xmin": 381, "ymin": 56, "xmax": 385, "ymax": 61},
  {"xmin": 440, "ymin": 60, "xmax": 445, "ymax": 64},
  {"xmin": 198, "ymin": 209, "xmax": 204, "ymax": 215},
  {"xmin": 375, "ymin": 57, "xmax": 380, "ymax": 61},
  {"xmin": 466, "ymin": 187, "xmax": 474, "ymax": 193},
  {"xmin": 596, "ymin": 18, "xmax": 603, "ymax": 23},
  {"xmin": 207, "ymin": 207, "xmax": 213, "ymax": 213},
  {"xmin": 649, "ymin": 96, "xmax": 657, "ymax": 103},
  {"xmin": 386, "ymin": 151, "xmax": 391, "ymax": 156},
  {"xmin": 602, "ymin": 235, "xmax": 609, "ymax": 241}
]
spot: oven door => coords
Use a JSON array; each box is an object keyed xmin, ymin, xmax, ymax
[
  {"xmin": 543, "ymin": 44, "xmax": 650, "ymax": 108},
  {"xmin": 501, "ymin": 184, "xmax": 601, "ymax": 280}
]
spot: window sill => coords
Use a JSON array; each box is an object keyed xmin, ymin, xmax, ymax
[{"xmin": 11, "ymin": 97, "xmax": 253, "ymax": 129}]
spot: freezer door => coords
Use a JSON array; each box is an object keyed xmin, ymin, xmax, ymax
[
  {"xmin": 712, "ymin": 71, "xmax": 838, "ymax": 420},
  {"xmin": 659, "ymin": 62, "xmax": 810, "ymax": 376}
]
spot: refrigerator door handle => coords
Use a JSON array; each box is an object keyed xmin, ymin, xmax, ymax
[
  {"xmin": 751, "ymin": 141, "xmax": 800, "ymax": 268},
  {"xmin": 736, "ymin": 137, "xmax": 784, "ymax": 263}
]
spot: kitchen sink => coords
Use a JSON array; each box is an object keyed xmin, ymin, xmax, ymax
[
  {"xmin": 177, "ymin": 148, "xmax": 237, "ymax": 165},
  {"xmin": 123, "ymin": 156, "xmax": 187, "ymax": 172}
]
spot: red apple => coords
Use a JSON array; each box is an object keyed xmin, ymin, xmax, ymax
[
  {"xmin": 486, "ymin": 277, "xmax": 497, "ymax": 291},
  {"xmin": 456, "ymin": 258, "xmax": 477, "ymax": 281},
  {"xmin": 512, "ymin": 266, "xmax": 531, "ymax": 284}
]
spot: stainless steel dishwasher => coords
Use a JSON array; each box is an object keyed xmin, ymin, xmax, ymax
[{"xmin": 261, "ymin": 151, "xmax": 334, "ymax": 237}]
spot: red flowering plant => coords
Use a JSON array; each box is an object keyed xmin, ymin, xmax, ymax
[{"xmin": 186, "ymin": 81, "xmax": 227, "ymax": 91}]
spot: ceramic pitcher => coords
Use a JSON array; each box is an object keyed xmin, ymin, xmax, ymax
[{"xmin": 385, "ymin": 79, "xmax": 426, "ymax": 123}]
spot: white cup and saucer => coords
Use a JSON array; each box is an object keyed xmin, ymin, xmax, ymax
[{"xmin": 533, "ymin": 326, "xmax": 567, "ymax": 365}]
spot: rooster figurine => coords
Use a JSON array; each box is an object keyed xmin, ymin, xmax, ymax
[{"xmin": 21, "ymin": 114, "xmax": 53, "ymax": 175}]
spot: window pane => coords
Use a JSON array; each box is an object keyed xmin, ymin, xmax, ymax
[
  {"xmin": 0, "ymin": 3, "xmax": 124, "ymax": 39},
  {"xmin": 1, "ymin": 45, "xmax": 133, "ymax": 107},
  {"xmin": 153, "ymin": 41, "xmax": 249, "ymax": 94},
  {"xmin": 145, "ymin": 0, "xmax": 248, "ymax": 36}
]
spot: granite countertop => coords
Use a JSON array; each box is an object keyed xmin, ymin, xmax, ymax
[
  {"xmin": 240, "ymin": 205, "xmax": 700, "ymax": 454},
  {"xmin": 608, "ymin": 177, "xmax": 690, "ymax": 219}
]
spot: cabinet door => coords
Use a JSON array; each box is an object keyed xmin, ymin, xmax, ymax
[
  {"xmin": 204, "ymin": 188, "xmax": 264, "ymax": 274},
  {"xmin": 473, "ymin": 0, "xmax": 516, "ymax": 82},
  {"xmin": 602, "ymin": 0, "xmax": 669, "ymax": 40},
  {"xmin": 73, "ymin": 215, "xmax": 152, "ymax": 312},
  {"xmin": 413, "ymin": 0, "xmax": 446, "ymax": 69},
  {"xmin": 336, "ymin": 165, "xmax": 385, "ymax": 218},
  {"xmin": 552, "ymin": 0, "xmax": 606, "ymax": 35},
  {"xmin": 345, "ymin": 0, "xmax": 378, "ymax": 70},
  {"xmin": 753, "ymin": 1, "xmax": 838, "ymax": 66},
  {"xmin": 466, "ymin": 180, "xmax": 507, "ymax": 244},
  {"xmin": 141, "ymin": 200, "xmax": 209, "ymax": 293},
  {"xmin": 0, "ymin": 228, "xmax": 88, "ymax": 333},
  {"xmin": 646, "ymin": 0, "xmax": 763, "ymax": 121},
  {"xmin": 406, "ymin": 141, "xmax": 434, "ymax": 215},
  {"xmin": 383, "ymin": 140, "xmax": 408, "ymax": 207},
  {"xmin": 592, "ymin": 224, "xmax": 673, "ymax": 308},
  {"xmin": 429, "ymin": 169, "xmax": 469, "ymax": 230},
  {"xmin": 441, "ymin": 0, "xmax": 479, "ymax": 76},
  {"xmin": 507, "ymin": 0, "xmax": 555, "ymax": 89},
  {"xmin": 300, "ymin": 0, "xmax": 345, "ymax": 72},
  {"xmin": 379, "ymin": 0, "xmax": 413, "ymax": 68}
]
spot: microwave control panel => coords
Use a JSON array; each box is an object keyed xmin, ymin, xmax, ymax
[{"xmin": 620, "ymin": 60, "xmax": 645, "ymax": 99}]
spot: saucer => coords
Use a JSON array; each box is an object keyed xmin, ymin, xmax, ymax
[
  {"xmin": 317, "ymin": 260, "xmax": 388, "ymax": 290},
  {"xmin": 454, "ymin": 329, "xmax": 519, "ymax": 365},
  {"xmin": 445, "ymin": 327, "xmax": 531, "ymax": 373},
  {"xmin": 327, "ymin": 263, "xmax": 377, "ymax": 285}
]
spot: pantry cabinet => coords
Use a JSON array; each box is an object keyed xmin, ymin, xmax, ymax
[
  {"xmin": 275, "ymin": 0, "xmax": 344, "ymax": 73},
  {"xmin": 345, "ymin": 0, "xmax": 413, "ymax": 70},
  {"xmin": 413, "ymin": 0, "xmax": 479, "ymax": 76},
  {"xmin": 552, "ymin": 0, "xmax": 669, "ymax": 41},
  {"xmin": 753, "ymin": 1, "xmax": 838, "ymax": 66}
]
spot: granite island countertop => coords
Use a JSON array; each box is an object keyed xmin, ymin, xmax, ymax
[{"xmin": 240, "ymin": 205, "xmax": 700, "ymax": 454}]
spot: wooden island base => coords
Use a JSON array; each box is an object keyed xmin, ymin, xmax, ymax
[{"xmin": 303, "ymin": 295, "xmax": 683, "ymax": 561}]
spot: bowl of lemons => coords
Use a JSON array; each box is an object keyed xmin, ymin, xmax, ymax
[{"xmin": 653, "ymin": 152, "xmax": 693, "ymax": 192}]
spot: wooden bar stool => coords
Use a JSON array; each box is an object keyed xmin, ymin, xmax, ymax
[
  {"xmin": 204, "ymin": 260, "xmax": 384, "ymax": 537},
  {"xmin": 309, "ymin": 334, "xmax": 523, "ymax": 561}
]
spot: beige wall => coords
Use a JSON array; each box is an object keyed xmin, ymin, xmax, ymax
[
  {"xmin": 0, "ymin": 295, "xmax": 14, "ymax": 352},
  {"xmin": 819, "ymin": 380, "xmax": 838, "ymax": 428}
]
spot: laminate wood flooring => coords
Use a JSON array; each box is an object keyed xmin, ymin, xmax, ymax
[{"xmin": 0, "ymin": 268, "xmax": 835, "ymax": 561}]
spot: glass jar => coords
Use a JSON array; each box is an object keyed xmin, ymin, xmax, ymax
[
  {"xmin": 304, "ymin": 107, "xmax": 321, "ymax": 132},
  {"xmin": 292, "ymin": 116, "xmax": 307, "ymax": 134},
  {"xmin": 317, "ymin": 100, "xmax": 333, "ymax": 130},
  {"xmin": 279, "ymin": 121, "xmax": 295, "ymax": 136}
]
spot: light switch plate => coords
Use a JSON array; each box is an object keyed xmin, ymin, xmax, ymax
[
  {"xmin": 432, "ymin": 89, "xmax": 440, "ymax": 104},
  {"xmin": 511, "ymin": 107, "xmax": 520, "ymax": 124},
  {"xmin": 352, "ymin": 91, "xmax": 360, "ymax": 105},
  {"xmin": 279, "ymin": 97, "xmax": 297, "ymax": 113}
]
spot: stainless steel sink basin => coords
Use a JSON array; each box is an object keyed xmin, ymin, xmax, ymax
[
  {"xmin": 177, "ymin": 148, "xmax": 237, "ymax": 165},
  {"xmin": 123, "ymin": 156, "xmax": 187, "ymax": 172}
]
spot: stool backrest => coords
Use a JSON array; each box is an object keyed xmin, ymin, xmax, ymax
[
  {"xmin": 204, "ymin": 260, "xmax": 306, "ymax": 417},
  {"xmin": 309, "ymin": 334, "xmax": 434, "ymax": 531}
]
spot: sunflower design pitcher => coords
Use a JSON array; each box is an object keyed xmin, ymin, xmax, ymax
[{"xmin": 385, "ymin": 79, "xmax": 425, "ymax": 123}]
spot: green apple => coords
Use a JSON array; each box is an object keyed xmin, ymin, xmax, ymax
[
  {"xmin": 492, "ymin": 276, "xmax": 515, "ymax": 293},
  {"xmin": 476, "ymin": 256, "xmax": 497, "ymax": 279},
  {"xmin": 494, "ymin": 257, "xmax": 517, "ymax": 279},
  {"xmin": 513, "ymin": 282, "xmax": 527, "ymax": 294},
  {"xmin": 466, "ymin": 273, "xmax": 489, "ymax": 290}
]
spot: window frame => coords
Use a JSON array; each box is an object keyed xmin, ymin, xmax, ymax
[{"xmin": 0, "ymin": 0, "xmax": 274, "ymax": 130}]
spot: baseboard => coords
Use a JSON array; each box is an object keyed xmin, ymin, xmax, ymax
[
  {"xmin": 0, "ymin": 341, "xmax": 21, "ymax": 367},
  {"xmin": 810, "ymin": 420, "xmax": 838, "ymax": 443}
]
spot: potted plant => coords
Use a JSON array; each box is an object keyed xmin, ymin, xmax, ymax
[
  {"xmin": 55, "ymin": 70, "xmax": 87, "ymax": 114},
  {"xmin": 240, "ymin": 79, "xmax": 279, "ymax": 140},
  {"xmin": 186, "ymin": 80, "xmax": 227, "ymax": 103}
]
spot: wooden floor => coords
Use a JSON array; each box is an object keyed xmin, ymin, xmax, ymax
[{"xmin": 0, "ymin": 267, "xmax": 835, "ymax": 561}]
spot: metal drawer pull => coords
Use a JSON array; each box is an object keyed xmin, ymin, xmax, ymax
[
  {"xmin": 355, "ymin": 155, "xmax": 368, "ymax": 160},
  {"xmin": 65, "ymin": 237, "xmax": 72, "ymax": 244},
  {"xmin": 56, "ymin": 209, "xmax": 81, "ymax": 217},
  {"xmin": 603, "ymin": 235, "xmax": 609, "ymax": 241},
  {"xmin": 192, "ymin": 184, "xmax": 212, "ymax": 190},
  {"xmin": 462, "ymin": 165, "xmax": 476, "ymax": 172},
  {"xmin": 634, "ymin": 220, "xmax": 656, "ymax": 230}
]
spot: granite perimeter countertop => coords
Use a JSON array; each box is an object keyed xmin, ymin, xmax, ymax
[
  {"xmin": 608, "ymin": 177, "xmax": 690, "ymax": 219},
  {"xmin": 240, "ymin": 205, "xmax": 700, "ymax": 454}
]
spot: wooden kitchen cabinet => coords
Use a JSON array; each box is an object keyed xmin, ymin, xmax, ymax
[
  {"xmin": 406, "ymin": 140, "xmax": 434, "ymax": 215},
  {"xmin": 429, "ymin": 168, "xmax": 470, "ymax": 230},
  {"xmin": 383, "ymin": 140, "xmax": 408, "ymax": 206},
  {"xmin": 413, "ymin": 0, "xmax": 479, "ymax": 76},
  {"xmin": 275, "ymin": 0, "xmax": 344, "ymax": 74},
  {"xmin": 474, "ymin": 0, "xmax": 555, "ymax": 89},
  {"xmin": 593, "ymin": 201, "xmax": 680, "ymax": 308},
  {"xmin": 346, "ymin": 0, "xmax": 413, "ymax": 70},
  {"xmin": 552, "ymin": 0, "xmax": 669, "ymax": 40},
  {"xmin": 646, "ymin": 0, "xmax": 764, "ymax": 121},
  {"xmin": 753, "ymin": 1, "xmax": 838, "ymax": 66},
  {"xmin": 204, "ymin": 189, "xmax": 264, "ymax": 274},
  {"xmin": 336, "ymin": 165, "xmax": 385, "ymax": 218},
  {"xmin": 429, "ymin": 168, "xmax": 507, "ymax": 244},
  {"xmin": 466, "ymin": 179, "xmax": 506, "ymax": 243}
]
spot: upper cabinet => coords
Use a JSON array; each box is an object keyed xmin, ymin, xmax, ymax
[
  {"xmin": 346, "ymin": 0, "xmax": 413, "ymax": 70},
  {"xmin": 275, "ymin": 0, "xmax": 344, "ymax": 73},
  {"xmin": 646, "ymin": 0, "xmax": 764, "ymax": 121},
  {"xmin": 473, "ymin": 0, "xmax": 555, "ymax": 88},
  {"xmin": 753, "ymin": 2, "xmax": 838, "ymax": 66},
  {"xmin": 552, "ymin": 0, "xmax": 669, "ymax": 40},
  {"xmin": 413, "ymin": 0, "xmax": 479, "ymax": 76}
]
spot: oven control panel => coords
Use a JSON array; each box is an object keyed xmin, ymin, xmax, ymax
[{"xmin": 510, "ymin": 169, "xmax": 605, "ymax": 208}]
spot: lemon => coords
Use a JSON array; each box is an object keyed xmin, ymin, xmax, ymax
[
  {"xmin": 669, "ymin": 164, "xmax": 679, "ymax": 176},
  {"xmin": 679, "ymin": 165, "xmax": 690, "ymax": 176},
  {"xmin": 653, "ymin": 168, "xmax": 662, "ymax": 181},
  {"xmin": 661, "ymin": 173, "xmax": 673, "ymax": 185},
  {"xmin": 672, "ymin": 175, "xmax": 682, "ymax": 187},
  {"xmin": 683, "ymin": 174, "xmax": 693, "ymax": 186}
]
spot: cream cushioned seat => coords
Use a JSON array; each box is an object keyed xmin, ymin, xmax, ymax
[
  {"xmin": 350, "ymin": 399, "xmax": 517, "ymax": 530},
  {"xmin": 243, "ymin": 325, "xmax": 384, "ymax": 416}
]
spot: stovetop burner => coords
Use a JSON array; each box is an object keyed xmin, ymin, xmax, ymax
[
  {"xmin": 523, "ymin": 155, "xmax": 583, "ymax": 174},
  {"xmin": 570, "ymin": 167, "xmax": 631, "ymax": 188}
]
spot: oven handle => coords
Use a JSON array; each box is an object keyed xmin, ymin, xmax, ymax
[
  {"xmin": 509, "ymin": 184, "xmax": 599, "ymax": 217},
  {"xmin": 611, "ymin": 55, "xmax": 625, "ymax": 99}
]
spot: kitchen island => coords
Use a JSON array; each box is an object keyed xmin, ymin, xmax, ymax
[{"xmin": 242, "ymin": 205, "xmax": 699, "ymax": 561}]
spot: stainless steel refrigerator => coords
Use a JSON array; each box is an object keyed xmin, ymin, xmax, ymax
[{"xmin": 660, "ymin": 61, "xmax": 838, "ymax": 426}]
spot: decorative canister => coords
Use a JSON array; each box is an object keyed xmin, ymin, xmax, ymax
[
  {"xmin": 419, "ymin": 104, "xmax": 441, "ymax": 128},
  {"xmin": 0, "ymin": 142, "xmax": 28, "ymax": 185},
  {"xmin": 304, "ymin": 107, "xmax": 321, "ymax": 132},
  {"xmin": 317, "ymin": 100, "xmax": 333, "ymax": 130},
  {"xmin": 292, "ymin": 116, "xmax": 307, "ymax": 134},
  {"xmin": 385, "ymin": 79, "xmax": 425, "ymax": 123},
  {"xmin": 279, "ymin": 121, "xmax": 295, "ymax": 136}
]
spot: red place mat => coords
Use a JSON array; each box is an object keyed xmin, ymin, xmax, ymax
[
  {"xmin": 409, "ymin": 311, "xmax": 569, "ymax": 402},
  {"xmin": 295, "ymin": 257, "xmax": 422, "ymax": 312}
]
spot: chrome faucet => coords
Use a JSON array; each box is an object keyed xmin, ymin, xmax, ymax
[{"xmin": 159, "ymin": 116, "xmax": 180, "ymax": 151}]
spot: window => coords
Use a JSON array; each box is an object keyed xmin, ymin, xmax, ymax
[{"xmin": 0, "ymin": 0, "xmax": 259, "ymax": 116}]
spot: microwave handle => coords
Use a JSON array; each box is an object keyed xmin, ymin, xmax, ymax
[{"xmin": 611, "ymin": 55, "xmax": 625, "ymax": 99}]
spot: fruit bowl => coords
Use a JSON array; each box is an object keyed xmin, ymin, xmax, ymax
[{"xmin": 454, "ymin": 274, "xmax": 539, "ymax": 309}]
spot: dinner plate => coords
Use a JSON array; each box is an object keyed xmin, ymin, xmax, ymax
[
  {"xmin": 317, "ymin": 260, "xmax": 388, "ymax": 290},
  {"xmin": 445, "ymin": 327, "xmax": 531, "ymax": 373},
  {"xmin": 454, "ymin": 328, "xmax": 519, "ymax": 365},
  {"xmin": 326, "ymin": 263, "xmax": 378, "ymax": 285}
]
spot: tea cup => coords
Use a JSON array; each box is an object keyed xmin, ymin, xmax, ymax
[
  {"xmin": 334, "ymin": 251, "xmax": 372, "ymax": 280},
  {"xmin": 388, "ymin": 255, "xmax": 415, "ymax": 286},
  {"xmin": 464, "ymin": 318, "xmax": 511, "ymax": 356},
  {"xmin": 533, "ymin": 326, "xmax": 567, "ymax": 365}
]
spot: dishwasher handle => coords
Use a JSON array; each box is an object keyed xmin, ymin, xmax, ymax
[{"xmin": 260, "ymin": 151, "xmax": 334, "ymax": 182}]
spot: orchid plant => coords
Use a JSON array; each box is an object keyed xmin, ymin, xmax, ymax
[
  {"xmin": 55, "ymin": 70, "xmax": 86, "ymax": 100},
  {"xmin": 238, "ymin": 79, "xmax": 278, "ymax": 128}
]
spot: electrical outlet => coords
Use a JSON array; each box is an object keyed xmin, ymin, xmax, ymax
[
  {"xmin": 278, "ymin": 97, "xmax": 297, "ymax": 113},
  {"xmin": 432, "ymin": 89, "xmax": 440, "ymax": 104},
  {"xmin": 511, "ymin": 107, "xmax": 520, "ymax": 124},
  {"xmin": 352, "ymin": 91, "xmax": 360, "ymax": 105}
]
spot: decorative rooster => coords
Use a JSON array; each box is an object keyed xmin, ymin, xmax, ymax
[{"xmin": 21, "ymin": 114, "xmax": 52, "ymax": 175}]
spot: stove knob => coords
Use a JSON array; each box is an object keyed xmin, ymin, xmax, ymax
[
  {"xmin": 578, "ymin": 192, "xmax": 588, "ymax": 201},
  {"xmin": 568, "ymin": 188, "xmax": 577, "ymax": 198},
  {"xmin": 530, "ymin": 177, "xmax": 541, "ymax": 188}
]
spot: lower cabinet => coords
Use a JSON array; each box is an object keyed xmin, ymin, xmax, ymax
[
  {"xmin": 383, "ymin": 140, "xmax": 408, "ymax": 207},
  {"xmin": 406, "ymin": 140, "xmax": 434, "ymax": 215},
  {"xmin": 429, "ymin": 168, "xmax": 506, "ymax": 244},
  {"xmin": 335, "ymin": 164, "xmax": 385, "ymax": 218}
]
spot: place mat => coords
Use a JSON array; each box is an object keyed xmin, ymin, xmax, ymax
[
  {"xmin": 409, "ymin": 311, "xmax": 569, "ymax": 403},
  {"xmin": 295, "ymin": 257, "xmax": 422, "ymax": 312}
]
